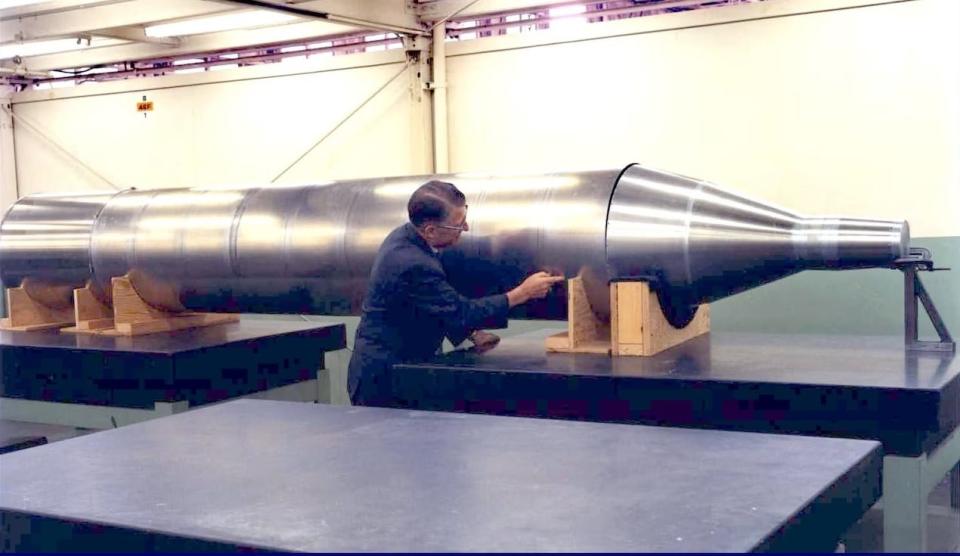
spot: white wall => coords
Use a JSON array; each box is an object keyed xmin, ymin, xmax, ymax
[
  {"xmin": 445, "ymin": 0, "xmax": 960, "ymax": 238},
  {"xmin": 9, "ymin": 50, "xmax": 430, "ymax": 199}
]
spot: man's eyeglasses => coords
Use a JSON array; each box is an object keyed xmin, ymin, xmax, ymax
[{"xmin": 435, "ymin": 205, "xmax": 468, "ymax": 232}]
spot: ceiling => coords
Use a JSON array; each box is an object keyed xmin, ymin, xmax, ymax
[{"xmin": 0, "ymin": 0, "xmax": 757, "ymax": 77}]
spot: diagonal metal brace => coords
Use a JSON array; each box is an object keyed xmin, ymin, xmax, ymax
[{"xmin": 897, "ymin": 248, "xmax": 955, "ymax": 352}]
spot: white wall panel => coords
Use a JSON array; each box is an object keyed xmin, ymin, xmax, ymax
[
  {"xmin": 11, "ymin": 56, "xmax": 428, "ymax": 196},
  {"xmin": 446, "ymin": 0, "xmax": 960, "ymax": 237}
]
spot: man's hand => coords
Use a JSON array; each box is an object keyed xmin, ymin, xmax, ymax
[
  {"xmin": 469, "ymin": 330, "xmax": 501, "ymax": 353},
  {"xmin": 507, "ymin": 271, "xmax": 565, "ymax": 307}
]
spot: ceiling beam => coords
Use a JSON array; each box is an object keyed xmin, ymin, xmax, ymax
[
  {"xmin": 0, "ymin": 0, "xmax": 121, "ymax": 19},
  {"xmin": 221, "ymin": 0, "xmax": 428, "ymax": 36},
  {"xmin": 415, "ymin": 0, "xmax": 704, "ymax": 20},
  {"xmin": 1, "ymin": 18, "xmax": 358, "ymax": 71},
  {"xmin": 0, "ymin": 0, "xmax": 239, "ymax": 43},
  {"xmin": 93, "ymin": 25, "xmax": 180, "ymax": 47},
  {"xmin": 0, "ymin": 66, "xmax": 51, "ymax": 78},
  {"xmin": 414, "ymin": 0, "xmax": 549, "ymax": 20}
]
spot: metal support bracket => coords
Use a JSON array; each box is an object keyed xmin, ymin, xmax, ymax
[
  {"xmin": 402, "ymin": 34, "xmax": 431, "ymax": 101},
  {"xmin": 893, "ymin": 247, "xmax": 955, "ymax": 352}
]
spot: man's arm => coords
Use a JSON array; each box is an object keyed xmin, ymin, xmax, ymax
[{"xmin": 406, "ymin": 263, "xmax": 510, "ymax": 346}]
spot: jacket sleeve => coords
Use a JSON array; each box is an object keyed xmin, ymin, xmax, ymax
[{"xmin": 405, "ymin": 261, "xmax": 509, "ymax": 346}]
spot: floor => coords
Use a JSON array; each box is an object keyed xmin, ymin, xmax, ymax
[
  {"xmin": 1, "ymin": 418, "xmax": 957, "ymax": 552},
  {"xmin": 0, "ymin": 419, "xmax": 90, "ymax": 454}
]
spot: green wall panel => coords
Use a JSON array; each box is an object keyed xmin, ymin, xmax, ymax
[{"xmin": 711, "ymin": 236, "xmax": 959, "ymax": 337}]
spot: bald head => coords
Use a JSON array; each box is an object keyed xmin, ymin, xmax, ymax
[{"xmin": 407, "ymin": 180, "xmax": 466, "ymax": 228}]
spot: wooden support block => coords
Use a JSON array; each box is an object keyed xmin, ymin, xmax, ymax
[
  {"xmin": 1, "ymin": 275, "xmax": 238, "ymax": 337},
  {"xmin": 545, "ymin": 332, "xmax": 612, "ymax": 355},
  {"xmin": 61, "ymin": 317, "xmax": 116, "ymax": 334},
  {"xmin": 0, "ymin": 320, "xmax": 75, "ymax": 332},
  {"xmin": 107, "ymin": 275, "xmax": 238, "ymax": 336},
  {"xmin": 77, "ymin": 318, "xmax": 116, "ymax": 331},
  {"xmin": 568, "ymin": 276, "xmax": 610, "ymax": 349},
  {"xmin": 111, "ymin": 275, "xmax": 177, "ymax": 326},
  {"xmin": 74, "ymin": 282, "xmax": 113, "ymax": 329},
  {"xmin": 543, "ymin": 332, "xmax": 570, "ymax": 351},
  {"xmin": 545, "ymin": 278, "xmax": 709, "ymax": 357},
  {"xmin": 109, "ymin": 313, "xmax": 239, "ymax": 336},
  {"xmin": 0, "ymin": 285, "xmax": 74, "ymax": 331},
  {"xmin": 62, "ymin": 282, "xmax": 115, "ymax": 334},
  {"xmin": 545, "ymin": 277, "xmax": 612, "ymax": 355},
  {"xmin": 64, "ymin": 274, "xmax": 238, "ymax": 336},
  {"xmin": 610, "ymin": 281, "xmax": 709, "ymax": 357}
]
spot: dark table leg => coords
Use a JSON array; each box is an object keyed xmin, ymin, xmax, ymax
[{"xmin": 951, "ymin": 462, "xmax": 959, "ymax": 510}]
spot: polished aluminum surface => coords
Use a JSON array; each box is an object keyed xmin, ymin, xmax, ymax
[
  {"xmin": 607, "ymin": 165, "xmax": 908, "ymax": 324},
  {"xmin": 0, "ymin": 192, "xmax": 117, "ymax": 306},
  {"xmin": 0, "ymin": 164, "xmax": 909, "ymax": 322}
]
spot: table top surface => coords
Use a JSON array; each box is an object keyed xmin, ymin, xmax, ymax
[
  {"xmin": 399, "ymin": 330, "xmax": 959, "ymax": 392},
  {"xmin": 0, "ymin": 399, "xmax": 880, "ymax": 552},
  {"xmin": 0, "ymin": 318, "xmax": 346, "ymax": 355}
]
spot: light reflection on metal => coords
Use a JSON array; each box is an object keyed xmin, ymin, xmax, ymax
[{"xmin": 373, "ymin": 175, "xmax": 581, "ymax": 197}]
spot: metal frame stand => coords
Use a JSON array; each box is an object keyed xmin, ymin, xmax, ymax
[
  {"xmin": 894, "ymin": 248, "xmax": 955, "ymax": 352},
  {"xmin": 880, "ymin": 247, "xmax": 959, "ymax": 551}
]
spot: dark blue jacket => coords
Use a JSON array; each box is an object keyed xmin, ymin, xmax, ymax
[{"xmin": 347, "ymin": 223, "xmax": 509, "ymax": 405}]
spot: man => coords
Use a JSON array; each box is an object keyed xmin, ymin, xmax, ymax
[{"xmin": 348, "ymin": 180, "xmax": 564, "ymax": 407}]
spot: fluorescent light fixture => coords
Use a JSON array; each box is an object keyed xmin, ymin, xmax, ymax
[
  {"xmin": 0, "ymin": 36, "xmax": 121, "ymax": 59},
  {"xmin": 145, "ymin": 10, "xmax": 298, "ymax": 38},
  {"xmin": 548, "ymin": 4, "xmax": 587, "ymax": 30},
  {"xmin": 548, "ymin": 5, "xmax": 587, "ymax": 17}
]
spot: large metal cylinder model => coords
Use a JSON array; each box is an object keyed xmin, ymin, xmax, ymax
[{"xmin": 0, "ymin": 163, "xmax": 909, "ymax": 326}]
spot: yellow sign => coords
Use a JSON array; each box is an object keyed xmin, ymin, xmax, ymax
[{"xmin": 137, "ymin": 101, "xmax": 154, "ymax": 112}]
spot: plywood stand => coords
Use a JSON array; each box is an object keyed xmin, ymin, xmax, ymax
[
  {"xmin": 545, "ymin": 277, "xmax": 709, "ymax": 357},
  {"xmin": 0, "ymin": 284, "xmax": 75, "ymax": 332},
  {"xmin": 64, "ymin": 275, "xmax": 238, "ymax": 336},
  {"xmin": 2, "ymin": 275, "xmax": 238, "ymax": 336},
  {"xmin": 68, "ymin": 282, "xmax": 115, "ymax": 331}
]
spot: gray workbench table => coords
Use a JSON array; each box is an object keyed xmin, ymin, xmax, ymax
[
  {"xmin": 0, "ymin": 319, "xmax": 346, "ymax": 428},
  {"xmin": 0, "ymin": 399, "xmax": 880, "ymax": 552},
  {"xmin": 394, "ymin": 330, "xmax": 960, "ymax": 551}
]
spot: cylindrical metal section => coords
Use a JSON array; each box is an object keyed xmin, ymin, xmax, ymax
[
  {"xmin": 794, "ymin": 217, "xmax": 909, "ymax": 268},
  {"xmin": 444, "ymin": 170, "xmax": 617, "ymax": 318},
  {"xmin": 0, "ymin": 164, "xmax": 910, "ymax": 323},
  {"xmin": 0, "ymin": 191, "xmax": 116, "ymax": 290},
  {"xmin": 17, "ymin": 170, "xmax": 615, "ymax": 317}
]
